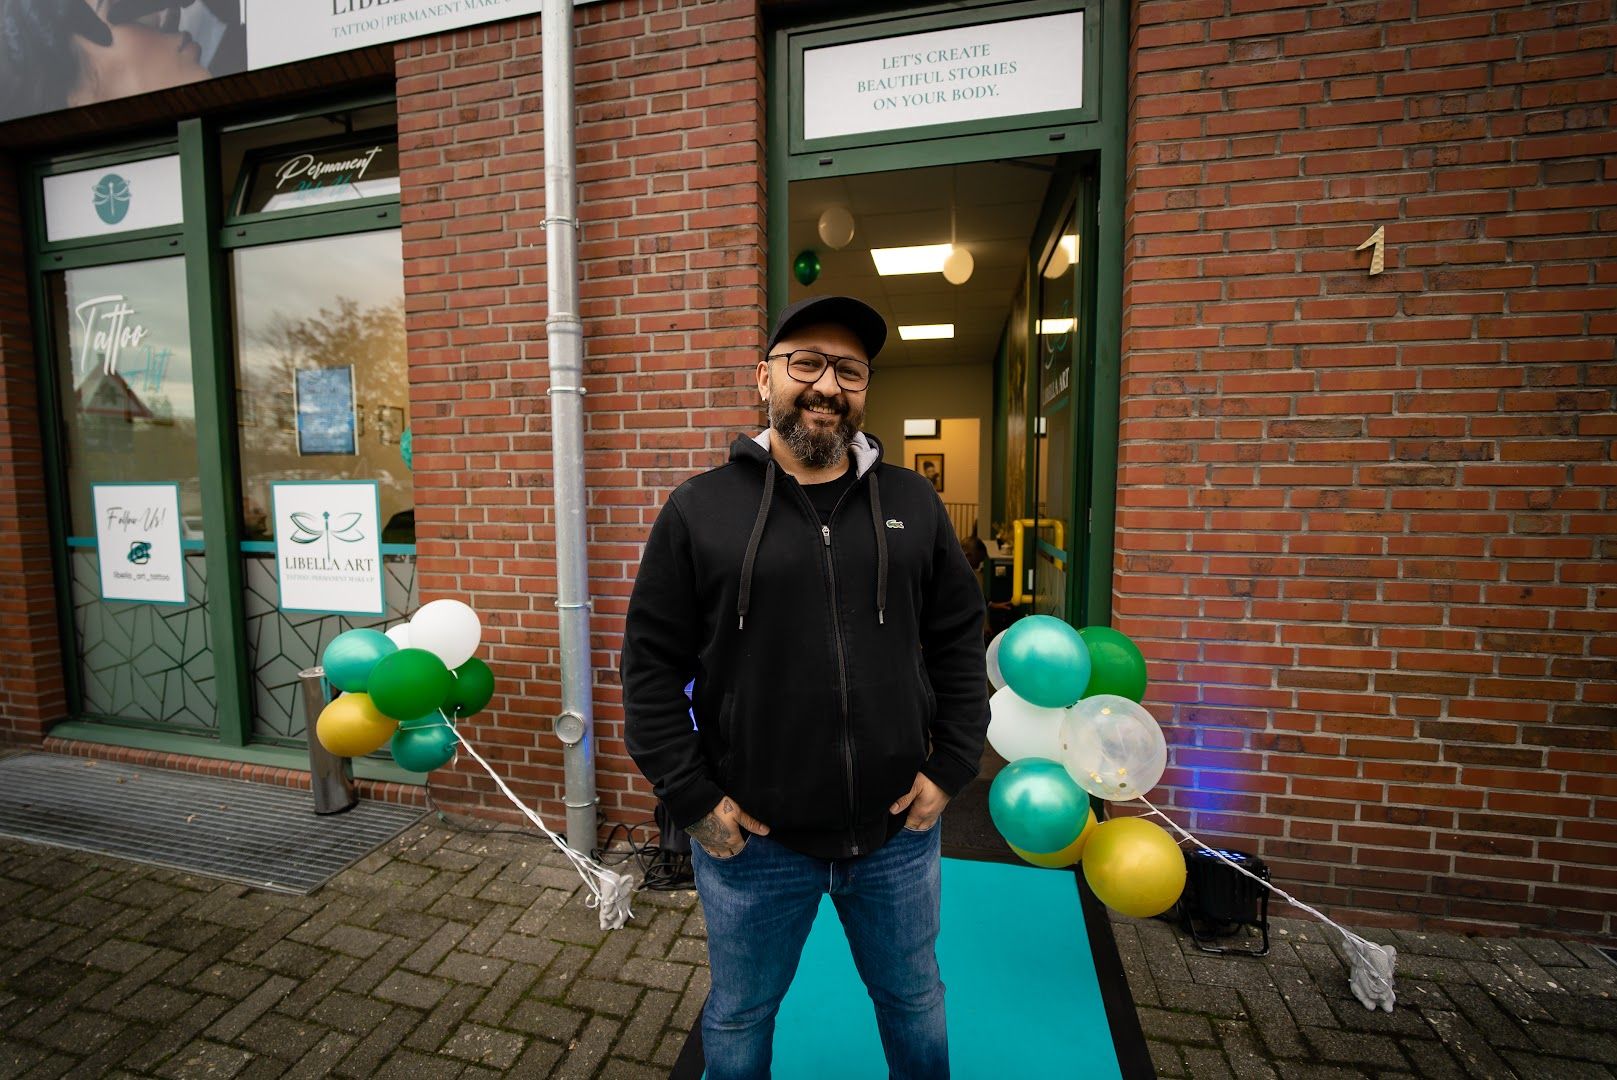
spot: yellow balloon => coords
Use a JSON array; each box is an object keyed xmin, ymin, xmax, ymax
[
  {"xmin": 1081, "ymin": 816, "xmax": 1186, "ymax": 918},
  {"xmin": 1009, "ymin": 808, "xmax": 1098, "ymax": 867},
  {"xmin": 316, "ymin": 692, "xmax": 398, "ymax": 758}
]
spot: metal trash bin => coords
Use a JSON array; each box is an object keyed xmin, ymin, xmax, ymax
[{"xmin": 301, "ymin": 667, "xmax": 358, "ymax": 814}]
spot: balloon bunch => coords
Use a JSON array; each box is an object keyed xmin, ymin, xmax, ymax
[
  {"xmin": 985, "ymin": 617, "xmax": 1186, "ymax": 919},
  {"xmin": 315, "ymin": 600, "xmax": 494, "ymax": 774}
]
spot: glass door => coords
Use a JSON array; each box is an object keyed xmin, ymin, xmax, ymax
[{"xmin": 1029, "ymin": 175, "xmax": 1093, "ymax": 622}]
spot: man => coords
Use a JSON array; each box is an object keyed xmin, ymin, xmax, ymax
[{"xmin": 621, "ymin": 295, "xmax": 989, "ymax": 1079}]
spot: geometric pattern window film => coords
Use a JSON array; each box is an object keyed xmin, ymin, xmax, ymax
[
  {"xmin": 70, "ymin": 550, "xmax": 217, "ymax": 732},
  {"xmin": 244, "ymin": 553, "xmax": 418, "ymax": 744}
]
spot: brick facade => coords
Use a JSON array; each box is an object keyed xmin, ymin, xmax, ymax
[
  {"xmin": 0, "ymin": 155, "xmax": 67, "ymax": 742},
  {"xmin": 396, "ymin": 1, "xmax": 767, "ymax": 824},
  {"xmin": 1122, "ymin": 0, "xmax": 1617, "ymax": 936}
]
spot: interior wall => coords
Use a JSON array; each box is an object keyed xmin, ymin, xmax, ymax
[
  {"xmin": 864, "ymin": 362, "xmax": 993, "ymax": 542},
  {"xmin": 904, "ymin": 418, "xmax": 981, "ymax": 533}
]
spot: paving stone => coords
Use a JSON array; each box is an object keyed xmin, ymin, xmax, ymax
[
  {"xmin": 566, "ymin": 976, "xmax": 642, "ymax": 1017},
  {"xmin": 306, "ymin": 991, "xmax": 391, "ymax": 1037},
  {"xmin": 230, "ymin": 1012, "xmax": 328, "ymax": 1063},
  {"xmin": 653, "ymin": 1030, "xmax": 686, "ymax": 1068},
  {"xmin": 486, "ymin": 930, "xmax": 561, "ymax": 968},
  {"xmin": 1301, "ymin": 1025, "xmax": 1410, "ymax": 1069},
  {"xmin": 506, "ymin": 998, "xmax": 588, "ymax": 1042},
  {"xmin": 282, "ymin": 1031, "xmax": 356, "ymax": 1080},
  {"xmin": 330, "ymin": 1009, "xmax": 419, "ymax": 1079},
  {"xmin": 1239, "ymin": 989, "xmax": 1309, "ymax": 1059},
  {"xmin": 318, "ymin": 925, "xmax": 391, "ymax": 960},
  {"xmin": 1213, "ymin": 1019, "xmax": 1279, "ymax": 1080},
  {"xmin": 83, "ymin": 939, "xmax": 158, "ymax": 973},
  {"xmin": 433, "ymin": 950, "xmax": 509, "ymax": 987},
  {"xmin": 372, "ymin": 970, "xmax": 450, "ymax": 1011},
  {"xmin": 111, "ymin": 983, "xmax": 199, "ymax": 1023},
  {"xmin": 120, "ymin": 995, "xmax": 233, "ymax": 1072},
  {"xmin": 619, "ymin": 956, "xmax": 694, "ymax": 992},
  {"xmin": 1501, "ymin": 1051, "xmax": 1616, "ymax": 1080},
  {"xmin": 668, "ymin": 936, "xmax": 708, "ymax": 966},
  {"xmin": 1138, "ymin": 1005, "xmax": 1219, "ymax": 1045},
  {"xmin": 672, "ymin": 965, "xmax": 709, "ymax": 1031},
  {"xmin": 1147, "ymin": 1039, "xmax": 1187, "ymax": 1077},
  {"xmin": 1180, "ymin": 1044, "xmax": 1237, "ymax": 1079},
  {"xmin": 154, "ymin": 1040, "xmax": 254, "ymax": 1079},
  {"xmin": 35, "ymin": 1009, "xmax": 126, "ymax": 1055},
  {"xmin": 208, "ymin": 974, "xmax": 296, "ymax": 1042},
  {"xmin": 534, "ymin": 943, "xmax": 595, "ymax": 1002},
  {"xmin": 401, "ymin": 984, "xmax": 483, "ymax": 1055},
  {"xmin": 440, "ymin": 1022, "xmax": 526, "ymax": 1069},
  {"xmin": 1422, "ymin": 1009, "xmax": 1519, "ymax": 1079},
  {"xmin": 616, "ymin": 988, "xmax": 677, "ymax": 1061},
  {"xmin": 272, "ymin": 953, "xmax": 362, "ymax": 1019},
  {"xmin": 1516, "ymin": 937, "xmax": 1583, "ymax": 968},
  {"xmin": 337, "ymin": 935, "xmax": 416, "ymax": 997},
  {"xmin": 1398, "ymin": 1037, "xmax": 1470, "ymax": 1079},
  {"xmin": 466, "ymin": 960, "xmax": 541, "ymax": 1026},
  {"xmin": 552, "ymin": 1014, "xmax": 621, "ymax": 1080},
  {"xmin": 600, "ymin": 1058, "xmax": 670, "ymax": 1079},
  {"xmin": 369, "ymin": 1048, "xmax": 462, "ymax": 1079}
]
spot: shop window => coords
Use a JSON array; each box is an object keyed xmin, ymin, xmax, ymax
[
  {"xmin": 45, "ymin": 253, "xmax": 215, "ymax": 730},
  {"xmin": 231, "ymin": 230, "xmax": 411, "ymax": 542}
]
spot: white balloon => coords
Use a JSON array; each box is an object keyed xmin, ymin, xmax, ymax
[
  {"xmin": 1058, "ymin": 694, "xmax": 1167, "ymax": 801},
  {"xmin": 817, "ymin": 205, "xmax": 856, "ymax": 250},
  {"xmin": 409, "ymin": 599, "xmax": 483, "ymax": 670},
  {"xmin": 986, "ymin": 629, "xmax": 1008, "ymax": 691},
  {"xmin": 987, "ymin": 686, "xmax": 1068, "ymax": 764},
  {"xmin": 942, "ymin": 247, "xmax": 974, "ymax": 285},
  {"xmin": 384, "ymin": 623, "xmax": 413, "ymax": 650}
]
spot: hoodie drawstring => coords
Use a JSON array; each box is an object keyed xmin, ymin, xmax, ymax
[
  {"xmin": 736, "ymin": 457, "xmax": 888, "ymax": 630},
  {"xmin": 737, "ymin": 461, "xmax": 776, "ymax": 630},
  {"xmin": 867, "ymin": 476, "xmax": 888, "ymax": 626}
]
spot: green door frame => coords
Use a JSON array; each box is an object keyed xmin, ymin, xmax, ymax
[
  {"xmin": 767, "ymin": 0, "xmax": 1126, "ymax": 628},
  {"xmin": 24, "ymin": 101, "xmax": 416, "ymax": 783}
]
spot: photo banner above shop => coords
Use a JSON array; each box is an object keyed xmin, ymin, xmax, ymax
[{"xmin": 0, "ymin": 0, "xmax": 602, "ymax": 125}]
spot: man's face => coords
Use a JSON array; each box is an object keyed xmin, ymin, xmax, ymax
[{"xmin": 756, "ymin": 322, "xmax": 869, "ymax": 471}]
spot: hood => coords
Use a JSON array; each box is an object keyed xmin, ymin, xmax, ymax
[{"xmin": 729, "ymin": 428, "xmax": 884, "ymax": 478}]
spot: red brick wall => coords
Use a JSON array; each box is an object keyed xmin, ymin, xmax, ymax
[
  {"xmin": 0, "ymin": 157, "xmax": 68, "ymax": 743},
  {"xmin": 396, "ymin": 1, "xmax": 767, "ymax": 825},
  {"xmin": 1122, "ymin": 0, "xmax": 1617, "ymax": 936}
]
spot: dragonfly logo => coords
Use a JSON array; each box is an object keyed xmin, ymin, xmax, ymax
[
  {"xmin": 93, "ymin": 174, "xmax": 132, "ymax": 225},
  {"xmin": 290, "ymin": 511, "xmax": 366, "ymax": 562}
]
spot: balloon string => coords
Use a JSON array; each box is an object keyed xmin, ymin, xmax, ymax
[
  {"xmin": 444, "ymin": 719, "xmax": 635, "ymax": 925},
  {"xmin": 1132, "ymin": 795, "xmax": 1389, "ymax": 991}
]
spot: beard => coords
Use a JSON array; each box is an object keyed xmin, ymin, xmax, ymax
[{"xmin": 768, "ymin": 379, "xmax": 862, "ymax": 470}]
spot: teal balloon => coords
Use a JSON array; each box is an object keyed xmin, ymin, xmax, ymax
[
  {"xmin": 391, "ymin": 721, "xmax": 457, "ymax": 773},
  {"xmin": 367, "ymin": 647, "xmax": 454, "ymax": 721},
  {"xmin": 989, "ymin": 758, "xmax": 1089, "ymax": 854},
  {"xmin": 1080, "ymin": 626, "xmax": 1148, "ymax": 702},
  {"xmin": 447, "ymin": 658, "xmax": 495, "ymax": 716},
  {"xmin": 999, "ymin": 615, "xmax": 1092, "ymax": 708},
  {"xmin": 793, "ymin": 249, "xmax": 821, "ymax": 287},
  {"xmin": 321, "ymin": 629, "xmax": 397, "ymax": 693}
]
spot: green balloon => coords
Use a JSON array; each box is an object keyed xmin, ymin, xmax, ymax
[
  {"xmin": 999, "ymin": 615, "xmax": 1092, "ymax": 708},
  {"xmin": 321, "ymin": 629, "xmax": 397, "ymax": 693},
  {"xmin": 1080, "ymin": 626, "xmax": 1148, "ymax": 703},
  {"xmin": 988, "ymin": 758, "xmax": 1088, "ymax": 854},
  {"xmin": 447, "ymin": 658, "xmax": 495, "ymax": 716},
  {"xmin": 368, "ymin": 647, "xmax": 454, "ymax": 721},
  {"xmin": 793, "ymin": 249, "xmax": 821, "ymax": 287},
  {"xmin": 391, "ymin": 721, "xmax": 457, "ymax": 773}
]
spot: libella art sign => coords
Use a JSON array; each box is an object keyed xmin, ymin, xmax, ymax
[
  {"xmin": 801, "ymin": 10, "xmax": 1085, "ymax": 142},
  {"xmin": 271, "ymin": 481, "xmax": 385, "ymax": 615}
]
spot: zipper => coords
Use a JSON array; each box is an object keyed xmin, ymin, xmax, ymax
[{"xmin": 786, "ymin": 467, "xmax": 865, "ymax": 855}]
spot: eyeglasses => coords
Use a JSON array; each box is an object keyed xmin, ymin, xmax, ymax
[{"xmin": 768, "ymin": 349, "xmax": 872, "ymax": 392}]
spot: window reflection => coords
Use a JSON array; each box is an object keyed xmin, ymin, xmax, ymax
[
  {"xmin": 48, "ymin": 257, "xmax": 201, "ymax": 536},
  {"xmin": 232, "ymin": 231, "xmax": 411, "ymax": 543}
]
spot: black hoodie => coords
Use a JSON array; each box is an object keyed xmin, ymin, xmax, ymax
[{"xmin": 621, "ymin": 429, "xmax": 989, "ymax": 859}]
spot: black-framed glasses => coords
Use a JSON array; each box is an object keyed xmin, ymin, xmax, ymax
[{"xmin": 768, "ymin": 349, "xmax": 872, "ymax": 392}]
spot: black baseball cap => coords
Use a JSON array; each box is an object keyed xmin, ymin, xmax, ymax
[{"xmin": 766, "ymin": 295, "xmax": 887, "ymax": 363}]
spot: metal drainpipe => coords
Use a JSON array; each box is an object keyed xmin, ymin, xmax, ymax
[{"xmin": 541, "ymin": 0, "xmax": 597, "ymax": 854}]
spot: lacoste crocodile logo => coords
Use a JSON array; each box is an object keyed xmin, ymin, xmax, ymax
[{"xmin": 885, "ymin": 519, "xmax": 905, "ymax": 529}]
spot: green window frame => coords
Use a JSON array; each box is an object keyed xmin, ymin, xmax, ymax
[{"xmin": 26, "ymin": 97, "xmax": 418, "ymax": 783}]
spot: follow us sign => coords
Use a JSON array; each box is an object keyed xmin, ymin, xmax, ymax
[
  {"xmin": 92, "ymin": 484, "xmax": 187, "ymax": 605},
  {"xmin": 801, "ymin": 10, "xmax": 1083, "ymax": 142}
]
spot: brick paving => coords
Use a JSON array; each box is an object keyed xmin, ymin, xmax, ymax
[
  {"xmin": 2, "ymin": 807, "xmax": 1615, "ymax": 1078},
  {"xmin": 1111, "ymin": 910, "xmax": 1617, "ymax": 1080},
  {"xmin": 0, "ymin": 821, "xmax": 707, "ymax": 1079}
]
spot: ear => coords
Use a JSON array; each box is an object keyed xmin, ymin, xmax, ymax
[{"xmin": 756, "ymin": 359, "xmax": 769, "ymax": 401}]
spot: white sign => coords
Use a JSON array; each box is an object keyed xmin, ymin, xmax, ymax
[
  {"xmin": 43, "ymin": 157, "xmax": 184, "ymax": 243},
  {"xmin": 246, "ymin": 0, "xmax": 543, "ymax": 69},
  {"xmin": 92, "ymin": 484, "xmax": 187, "ymax": 605},
  {"xmin": 271, "ymin": 482, "xmax": 384, "ymax": 615},
  {"xmin": 802, "ymin": 11, "xmax": 1084, "ymax": 142}
]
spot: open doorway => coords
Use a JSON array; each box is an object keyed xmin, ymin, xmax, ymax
[{"xmin": 787, "ymin": 156, "xmax": 1099, "ymax": 863}]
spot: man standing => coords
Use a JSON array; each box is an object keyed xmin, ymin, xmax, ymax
[{"xmin": 621, "ymin": 295, "xmax": 989, "ymax": 1078}]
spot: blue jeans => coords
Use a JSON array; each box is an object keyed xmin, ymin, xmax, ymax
[{"xmin": 691, "ymin": 819, "xmax": 948, "ymax": 1080}]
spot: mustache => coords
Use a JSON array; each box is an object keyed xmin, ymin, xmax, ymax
[{"xmin": 794, "ymin": 390, "xmax": 848, "ymax": 415}]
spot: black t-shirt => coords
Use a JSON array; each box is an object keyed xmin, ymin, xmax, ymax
[{"xmin": 800, "ymin": 464, "xmax": 857, "ymax": 525}]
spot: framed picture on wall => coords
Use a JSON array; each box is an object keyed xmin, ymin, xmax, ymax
[{"xmin": 914, "ymin": 453, "xmax": 944, "ymax": 493}]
